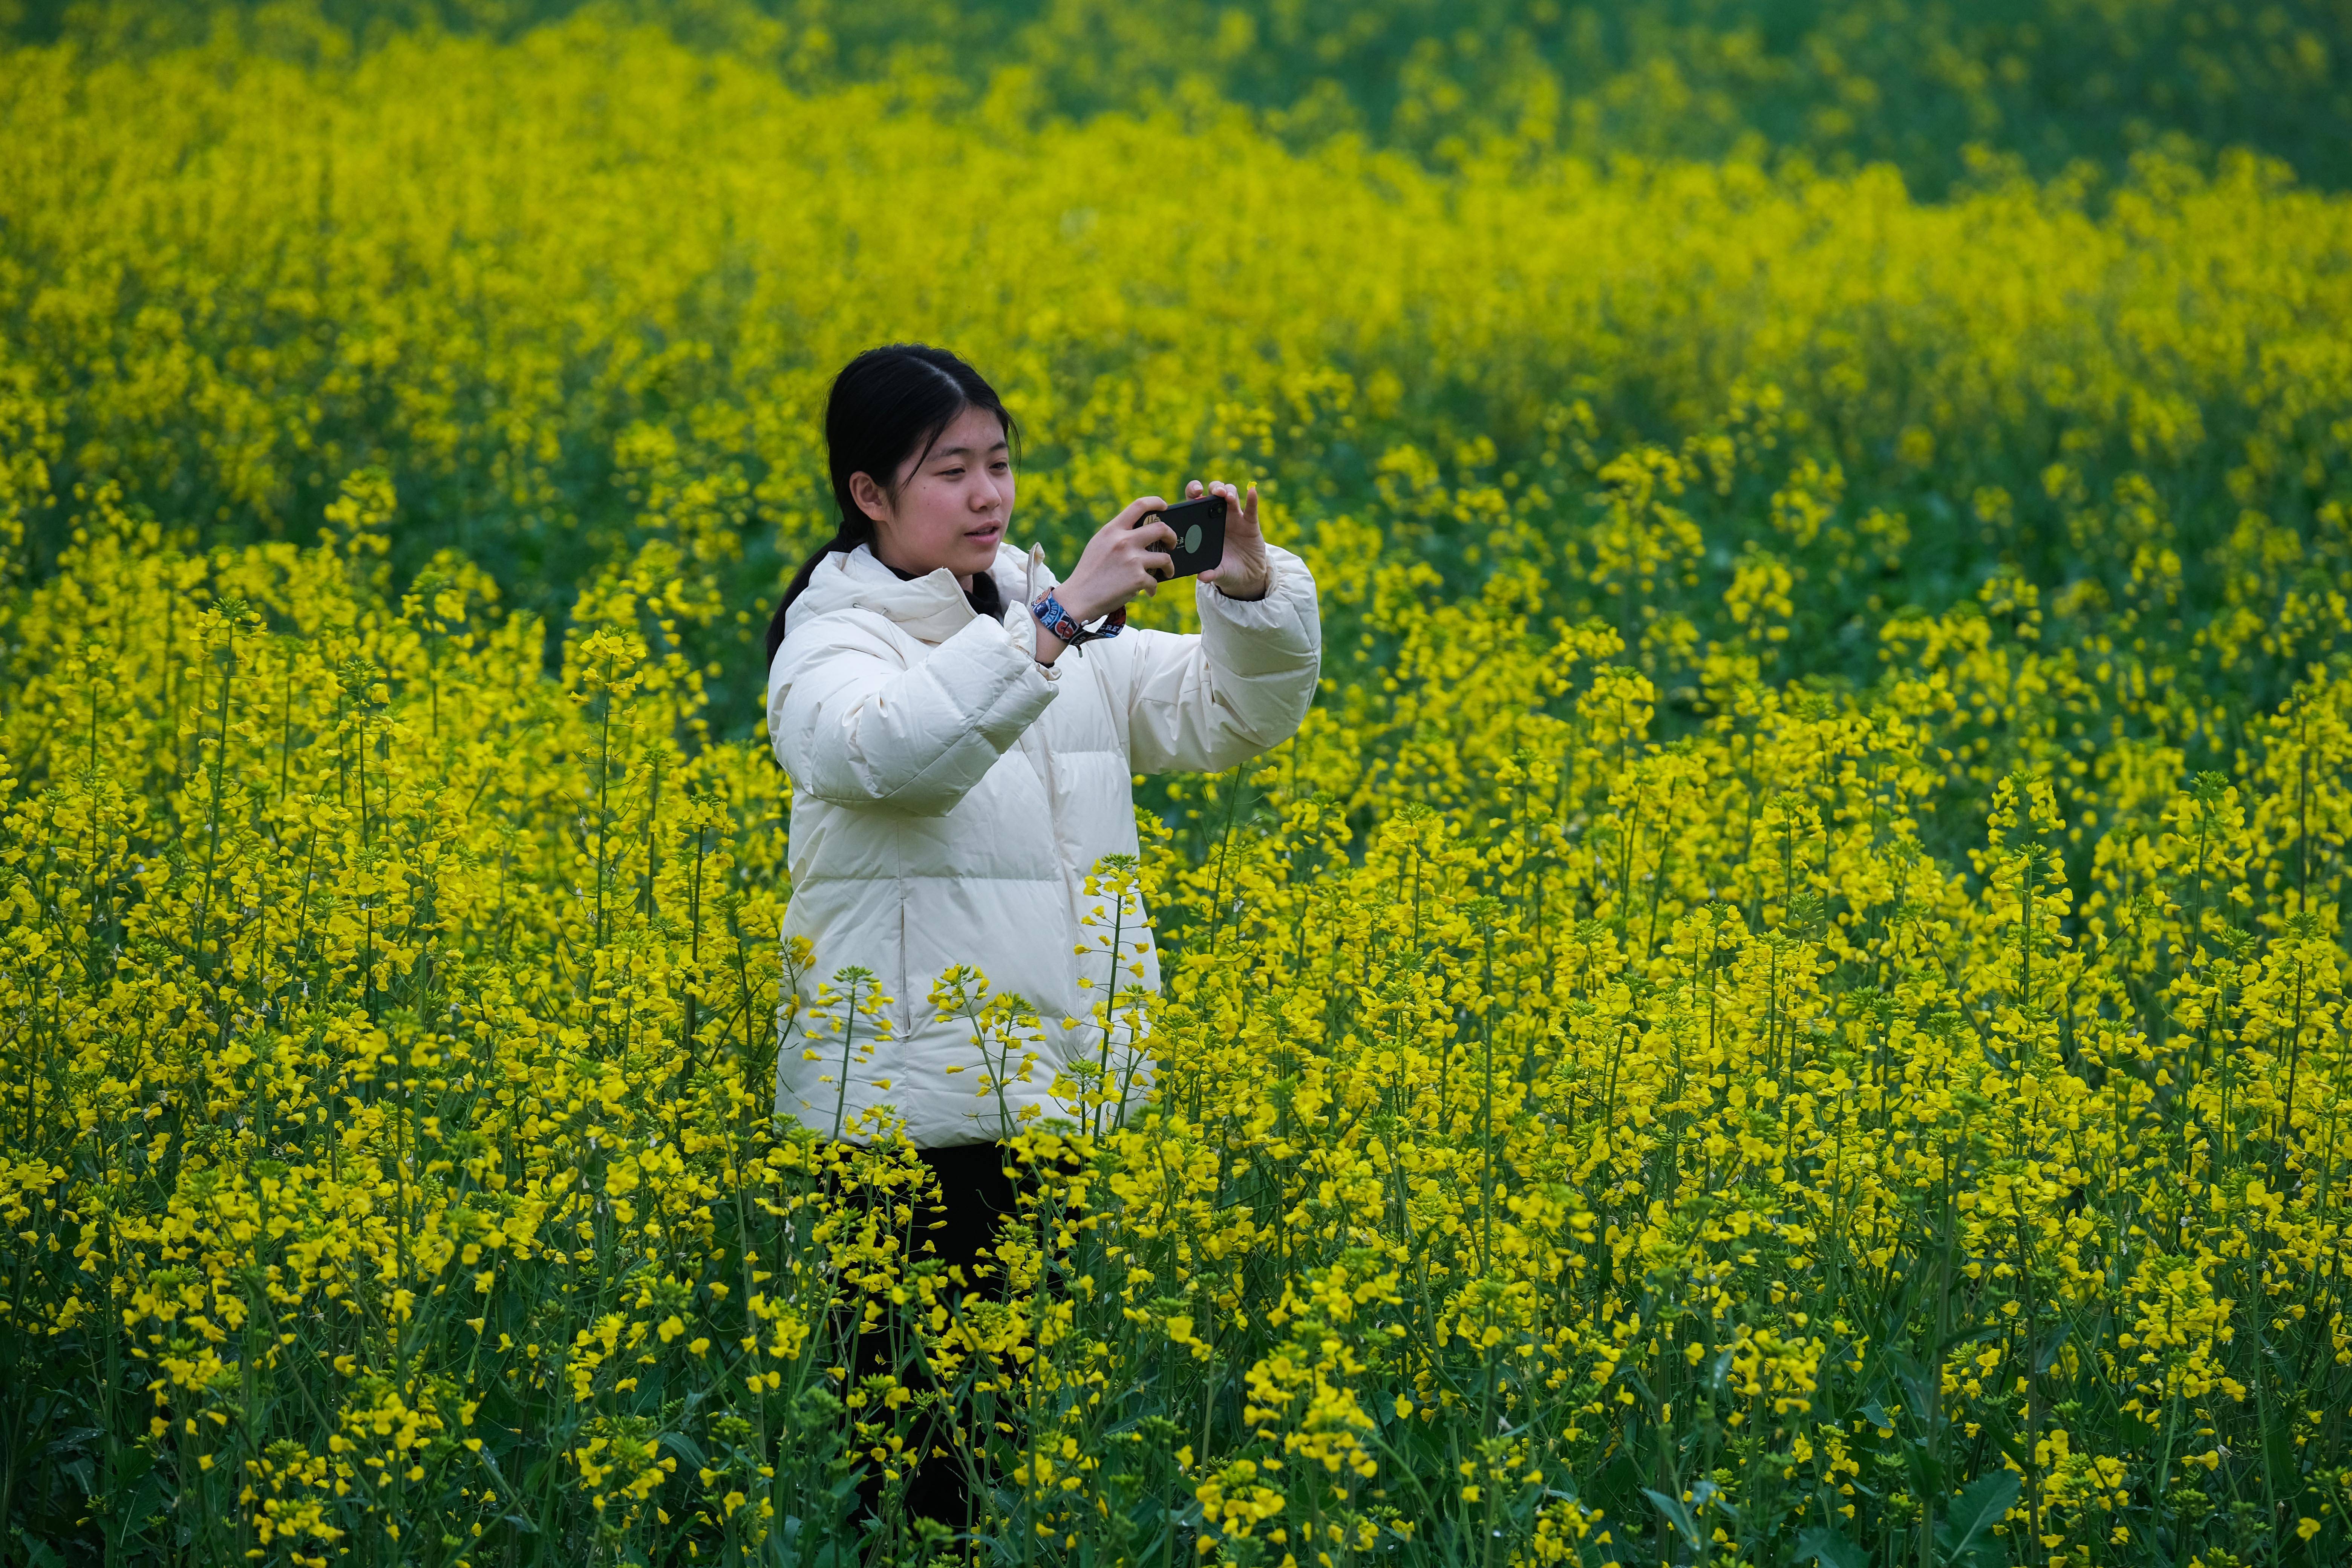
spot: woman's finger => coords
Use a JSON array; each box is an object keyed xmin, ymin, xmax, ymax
[
  {"xmin": 1186, "ymin": 479, "xmax": 1205, "ymax": 500},
  {"xmin": 1110, "ymin": 495, "xmax": 1167, "ymax": 531}
]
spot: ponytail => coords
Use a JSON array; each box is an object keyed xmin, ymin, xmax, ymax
[
  {"xmin": 760, "ymin": 344, "xmax": 1018, "ymax": 681},
  {"xmin": 763, "ymin": 515, "xmax": 872, "ymax": 672}
]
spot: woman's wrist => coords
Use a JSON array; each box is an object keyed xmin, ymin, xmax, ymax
[
  {"xmin": 1031, "ymin": 617, "xmax": 1070, "ymax": 667},
  {"xmin": 1052, "ymin": 573, "xmax": 1110, "ymax": 624},
  {"xmin": 1030, "ymin": 587, "xmax": 1109, "ymax": 667}
]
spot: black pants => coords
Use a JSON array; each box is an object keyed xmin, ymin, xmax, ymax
[
  {"xmin": 915, "ymin": 1142, "xmax": 1028, "ymax": 1298},
  {"xmin": 855, "ymin": 1142, "xmax": 1029, "ymax": 1528}
]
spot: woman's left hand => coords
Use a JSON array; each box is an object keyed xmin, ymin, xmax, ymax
[{"xmin": 1191, "ymin": 479, "xmax": 1270, "ymax": 601}]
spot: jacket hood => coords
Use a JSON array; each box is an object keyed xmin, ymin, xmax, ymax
[{"xmin": 786, "ymin": 542, "xmax": 1057, "ymax": 646}]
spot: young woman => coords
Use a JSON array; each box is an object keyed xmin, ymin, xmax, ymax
[{"xmin": 761, "ymin": 343, "xmax": 1321, "ymax": 1511}]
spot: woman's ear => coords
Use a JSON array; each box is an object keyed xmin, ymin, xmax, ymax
[{"xmin": 848, "ymin": 471, "xmax": 891, "ymax": 524}]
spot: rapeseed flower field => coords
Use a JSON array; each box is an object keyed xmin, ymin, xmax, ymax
[{"xmin": 5, "ymin": 7, "xmax": 2352, "ymax": 1566}]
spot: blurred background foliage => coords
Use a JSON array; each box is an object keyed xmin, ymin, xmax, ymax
[
  {"xmin": 3, "ymin": 0, "xmax": 2350, "ymax": 835},
  {"xmin": 9, "ymin": 0, "xmax": 2349, "ymax": 194}
]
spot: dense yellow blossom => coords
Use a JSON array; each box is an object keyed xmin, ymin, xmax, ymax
[{"xmin": 5, "ymin": 11, "xmax": 2352, "ymax": 1568}]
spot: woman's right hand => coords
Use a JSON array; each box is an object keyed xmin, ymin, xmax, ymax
[{"xmin": 1053, "ymin": 498, "xmax": 1179, "ymax": 623}]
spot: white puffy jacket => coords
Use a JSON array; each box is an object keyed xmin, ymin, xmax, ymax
[{"xmin": 766, "ymin": 538, "xmax": 1321, "ymax": 1145}]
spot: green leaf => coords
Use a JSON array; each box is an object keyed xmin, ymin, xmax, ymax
[
  {"xmin": 1799, "ymin": 1524, "xmax": 1868, "ymax": 1568},
  {"xmin": 1936, "ymin": 1469, "xmax": 2022, "ymax": 1566},
  {"xmin": 1898, "ymin": 1436, "xmax": 1945, "ymax": 1504},
  {"xmin": 1642, "ymin": 1487, "xmax": 1704, "ymax": 1552},
  {"xmin": 660, "ymin": 1428, "xmax": 710, "ymax": 1470}
]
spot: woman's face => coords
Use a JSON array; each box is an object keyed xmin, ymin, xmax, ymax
[{"xmin": 855, "ymin": 404, "xmax": 1015, "ymax": 585}]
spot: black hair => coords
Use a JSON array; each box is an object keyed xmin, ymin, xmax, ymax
[{"xmin": 763, "ymin": 343, "xmax": 1018, "ymax": 672}]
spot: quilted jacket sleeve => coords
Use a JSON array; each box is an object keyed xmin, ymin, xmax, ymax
[
  {"xmin": 1121, "ymin": 544, "xmax": 1322, "ymax": 775},
  {"xmin": 769, "ymin": 607, "xmax": 1057, "ymax": 815}
]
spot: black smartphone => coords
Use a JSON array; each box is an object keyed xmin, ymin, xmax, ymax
[{"xmin": 1143, "ymin": 493, "xmax": 1227, "ymax": 579}]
